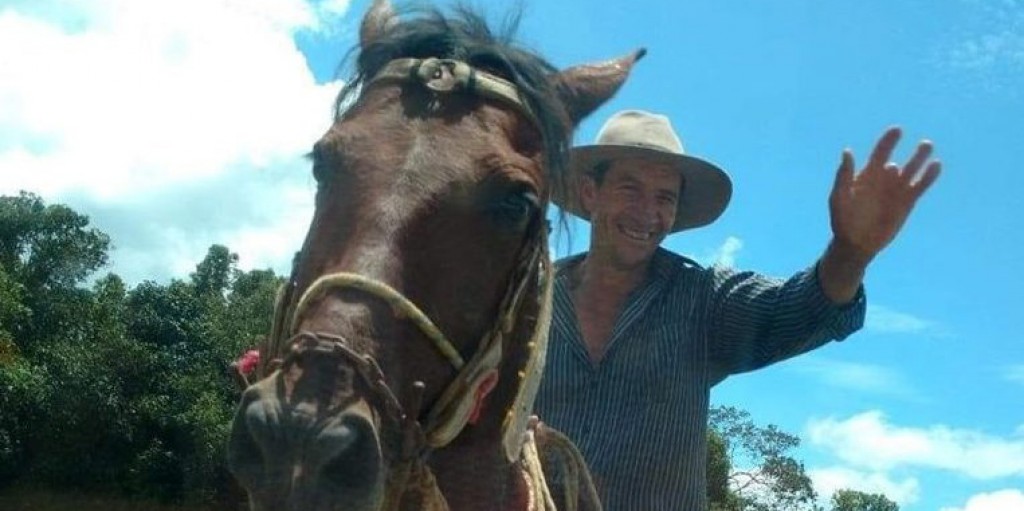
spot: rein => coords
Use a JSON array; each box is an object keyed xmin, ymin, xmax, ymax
[{"xmin": 250, "ymin": 57, "xmax": 563, "ymax": 511}]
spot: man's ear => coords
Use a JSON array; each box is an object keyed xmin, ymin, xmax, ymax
[{"xmin": 579, "ymin": 174, "xmax": 599, "ymax": 218}]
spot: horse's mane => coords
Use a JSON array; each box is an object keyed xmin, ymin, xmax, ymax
[{"xmin": 334, "ymin": 5, "xmax": 572, "ymax": 200}]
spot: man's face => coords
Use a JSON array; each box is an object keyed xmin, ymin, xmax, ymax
[{"xmin": 582, "ymin": 158, "xmax": 682, "ymax": 270}]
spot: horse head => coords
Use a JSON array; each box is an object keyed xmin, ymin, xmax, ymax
[{"xmin": 227, "ymin": 2, "xmax": 642, "ymax": 509}]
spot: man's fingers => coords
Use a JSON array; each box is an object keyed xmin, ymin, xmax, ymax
[
  {"xmin": 910, "ymin": 160, "xmax": 942, "ymax": 200},
  {"xmin": 901, "ymin": 140, "xmax": 934, "ymax": 183},
  {"xmin": 867, "ymin": 126, "xmax": 902, "ymax": 171},
  {"xmin": 832, "ymin": 149, "xmax": 855, "ymax": 196}
]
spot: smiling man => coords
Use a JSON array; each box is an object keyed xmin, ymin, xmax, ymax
[{"xmin": 533, "ymin": 110, "xmax": 941, "ymax": 510}]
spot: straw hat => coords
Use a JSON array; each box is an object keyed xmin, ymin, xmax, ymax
[{"xmin": 555, "ymin": 110, "xmax": 732, "ymax": 232}]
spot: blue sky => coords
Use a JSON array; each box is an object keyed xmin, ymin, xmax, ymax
[{"xmin": 1, "ymin": 0, "xmax": 1022, "ymax": 509}]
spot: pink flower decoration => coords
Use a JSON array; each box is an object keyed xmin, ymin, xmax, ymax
[{"xmin": 238, "ymin": 350, "xmax": 260, "ymax": 375}]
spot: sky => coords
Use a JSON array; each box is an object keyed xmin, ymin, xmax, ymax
[{"xmin": 1, "ymin": 0, "xmax": 1022, "ymax": 509}]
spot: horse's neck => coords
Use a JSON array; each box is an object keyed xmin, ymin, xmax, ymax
[{"xmin": 430, "ymin": 440, "xmax": 528, "ymax": 511}]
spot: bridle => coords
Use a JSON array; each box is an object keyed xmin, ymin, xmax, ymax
[{"xmin": 253, "ymin": 57, "xmax": 558, "ymax": 510}]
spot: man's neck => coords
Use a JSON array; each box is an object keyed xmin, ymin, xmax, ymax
[
  {"xmin": 574, "ymin": 249, "xmax": 653, "ymax": 299},
  {"xmin": 569, "ymin": 249, "xmax": 655, "ymax": 362}
]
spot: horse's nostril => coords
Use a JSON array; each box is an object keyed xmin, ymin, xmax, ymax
[
  {"xmin": 319, "ymin": 422, "xmax": 359, "ymax": 459},
  {"xmin": 320, "ymin": 414, "xmax": 381, "ymax": 491},
  {"xmin": 228, "ymin": 398, "xmax": 274, "ymax": 489}
]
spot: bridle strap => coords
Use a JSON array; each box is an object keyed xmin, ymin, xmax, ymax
[
  {"xmin": 281, "ymin": 236, "xmax": 548, "ymax": 451},
  {"xmin": 293, "ymin": 273, "xmax": 467, "ymax": 370},
  {"xmin": 368, "ymin": 57, "xmax": 540, "ymax": 128}
]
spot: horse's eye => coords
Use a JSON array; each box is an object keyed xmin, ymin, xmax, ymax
[
  {"xmin": 492, "ymin": 191, "xmax": 538, "ymax": 228},
  {"xmin": 312, "ymin": 162, "xmax": 329, "ymax": 183}
]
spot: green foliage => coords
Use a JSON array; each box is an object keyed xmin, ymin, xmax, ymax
[
  {"xmin": 708, "ymin": 406, "xmax": 819, "ymax": 511},
  {"xmin": 708, "ymin": 429, "xmax": 743, "ymax": 511},
  {"xmin": 831, "ymin": 489, "xmax": 899, "ymax": 511},
  {"xmin": 0, "ymin": 265, "xmax": 29, "ymax": 341},
  {"xmin": 0, "ymin": 192, "xmax": 111, "ymax": 354},
  {"xmin": 0, "ymin": 358, "xmax": 47, "ymax": 481},
  {"xmin": 0, "ymin": 193, "xmax": 281, "ymax": 506},
  {"xmin": 0, "ymin": 192, "xmax": 110, "ymax": 290},
  {"xmin": 707, "ymin": 407, "xmax": 902, "ymax": 511}
]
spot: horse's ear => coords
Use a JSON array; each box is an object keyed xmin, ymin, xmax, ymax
[
  {"xmin": 553, "ymin": 48, "xmax": 647, "ymax": 126},
  {"xmin": 360, "ymin": 0, "xmax": 396, "ymax": 48}
]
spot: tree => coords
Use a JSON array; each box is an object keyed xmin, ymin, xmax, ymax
[
  {"xmin": 831, "ymin": 489, "xmax": 899, "ymax": 511},
  {"xmin": 0, "ymin": 194, "xmax": 289, "ymax": 505},
  {"xmin": 0, "ymin": 192, "xmax": 110, "ymax": 352},
  {"xmin": 706, "ymin": 407, "xmax": 903, "ymax": 511},
  {"xmin": 0, "ymin": 192, "xmax": 109, "ymax": 291},
  {"xmin": 708, "ymin": 406, "xmax": 819, "ymax": 511},
  {"xmin": 191, "ymin": 244, "xmax": 237, "ymax": 298},
  {"xmin": 708, "ymin": 429, "xmax": 743, "ymax": 511},
  {"xmin": 0, "ymin": 265, "xmax": 28, "ymax": 343}
]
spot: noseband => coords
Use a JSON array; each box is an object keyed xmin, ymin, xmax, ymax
[{"xmin": 253, "ymin": 57, "xmax": 558, "ymax": 510}]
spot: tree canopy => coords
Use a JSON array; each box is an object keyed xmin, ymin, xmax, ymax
[
  {"xmin": 706, "ymin": 406, "xmax": 900, "ymax": 511},
  {"xmin": 0, "ymin": 192, "xmax": 281, "ymax": 505}
]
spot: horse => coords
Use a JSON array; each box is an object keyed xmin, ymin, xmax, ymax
[{"xmin": 226, "ymin": 1, "xmax": 643, "ymax": 509}]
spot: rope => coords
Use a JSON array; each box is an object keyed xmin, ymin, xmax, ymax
[
  {"xmin": 523, "ymin": 427, "xmax": 558, "ymax": 511},
  {"xmin": 534, "ymin": 423, "xmax": 605, "ymax": 511},
  {"xmin": 292, "ymin": 272, "xmax": 466, "ymax": 370}
]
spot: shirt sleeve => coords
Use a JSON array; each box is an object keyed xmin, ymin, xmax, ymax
[{"xmin": 705, "ymin": 261, "xmax": 866, "ymax": 380}]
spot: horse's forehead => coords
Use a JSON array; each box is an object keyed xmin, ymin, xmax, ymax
[{"xmin": 320, "ymin": 91, "xmax": 544, "ymax": 182}]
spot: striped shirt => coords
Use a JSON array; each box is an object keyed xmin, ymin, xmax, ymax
[{"xmin": 534, "ymin": 248, "xmax": 866, "ymax": 510}]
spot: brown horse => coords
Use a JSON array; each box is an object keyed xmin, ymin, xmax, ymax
[{"xmin": 226, "ymin": 1, "xmax": 642, "ymax": 509}]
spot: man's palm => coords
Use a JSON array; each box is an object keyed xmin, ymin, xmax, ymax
[{"xmin": 829, "ymin": 127, "xmax": 942, "ymax": 260}]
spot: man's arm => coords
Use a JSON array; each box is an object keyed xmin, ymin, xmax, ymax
[
  {"xmin": 707, "ymin": 263, "xmax": 865, "ymax": 382},
  {"xmin": 707, "ymin": 127, "xmax": 941, "ymax": 379}
]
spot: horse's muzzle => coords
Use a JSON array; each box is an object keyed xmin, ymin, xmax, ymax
[{"xmin": 227, "ymin": 365, "xmax": 387, "ymax": 511}]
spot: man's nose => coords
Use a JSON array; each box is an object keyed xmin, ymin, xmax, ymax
[{"xmin": 637, "ymin": 193, "xmax": 660, "ymax": 221}]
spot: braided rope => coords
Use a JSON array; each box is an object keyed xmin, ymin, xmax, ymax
[{"xmin": 292, "ymin": 273, "xmax": 466, "ymax": 370}]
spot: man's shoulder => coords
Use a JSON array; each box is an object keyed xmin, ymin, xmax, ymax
[{"xmin": 650, "ymin": 247, "xmax": 709, "ymax": 280}]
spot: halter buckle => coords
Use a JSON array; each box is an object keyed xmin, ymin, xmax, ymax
[{"xmin": 416, "ymin": 58, "xmax": 470, "ymax": 93}]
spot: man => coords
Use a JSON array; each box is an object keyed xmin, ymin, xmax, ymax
[{"xmin": 533, "ymin": 110, "xmax": 941, "ymax": 510}]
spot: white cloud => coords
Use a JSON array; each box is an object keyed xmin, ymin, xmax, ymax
[
  {"xmin": 1004, "ymin": 364, "xmax": 1024, "ymax": 385},
  {"xmin": 946, "ymin": 0, "xmax": 1024, "ymax": 71},
  {"xmin": 934, "ymin": 0, "xmax": 1024, "ymax": 95},
  {"xmin": 940, "ymin": 489, "xmax": 1024, "ymax": 511},
  {"xmin": 0, "ymin": 0, "xmax": 349, "ymax": 281},
  {"xmin": 789, "ymin": 357, "xmax": 918, "ymax": 399},
  {"xmin": 808, "ymin": 466, "xmax": 920, "ymax": 506},
  {"xmin": 0, "ymin": 0, "xmax": 339, "ymax": 199},
  {"xmin": 806, "ymin": 410, "xmax": 1024, "ymax": 479},
  {"xmin": 865, "ymin": 304, "xmax": 938, "ymax": 335},
  {"xmin": 700, "ymin": 235, "xmax": 743, "ymax": 267}
]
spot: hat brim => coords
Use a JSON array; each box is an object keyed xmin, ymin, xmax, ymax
[{"xmin": 553, "ymin": 144, "xmax": 733, "ymax": 232}]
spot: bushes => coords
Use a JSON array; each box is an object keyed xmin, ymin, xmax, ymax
[{"xmin": 0, "ymin": 193, "xmax": 280, "ymax": 506}]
